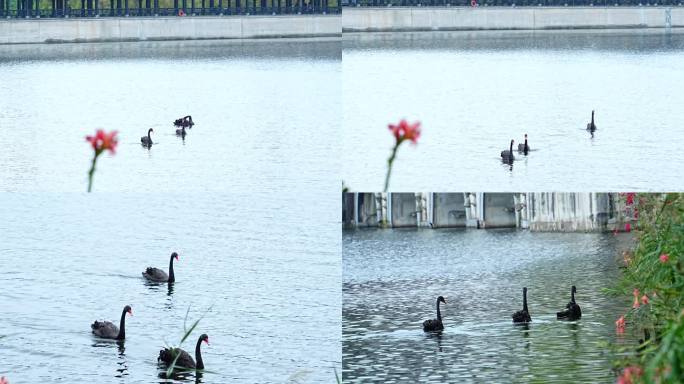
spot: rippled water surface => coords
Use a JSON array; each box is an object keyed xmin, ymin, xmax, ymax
[
  {"xmin": 0, "ymin": 39, "xmax": 340, "ymax": 192},
  {"xmin": 342, "ymin": 31, "xmax": 684, "ymax": 191},
  {"xmin": 343, "ymin": 228, "xmax": 637, "ymax": 382},
  {"xmin": 0, "ymin": 192, "xmax": 340, "ymax": 383}
]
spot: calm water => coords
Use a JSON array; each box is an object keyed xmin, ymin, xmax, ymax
[
  {"xmin": 343, "ymin": 228, "xmax": 638, "ymax": 382},
  {"xmin": 0, "ymin": 192, "xmax": 340, "ymax": 383},
  {"xmin": 0, "ymin": 39, "xmax": 340, "ymax": 193},
  {"xmin": 342, "ymin": 30, "xmax": 684, "ymax": 191}
]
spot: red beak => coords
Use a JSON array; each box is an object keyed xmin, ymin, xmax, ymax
[
  {"xmin": 129, "ymin": 310, "xmax": 133, "ymax": 316},
  {"xmin": 204, "ymin": 339, "xmax": 209, "ymax": 345}
]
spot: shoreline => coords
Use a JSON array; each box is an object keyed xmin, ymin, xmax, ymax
[
  {"xmin": 342, "ymin": 6, "xmax": 684, "ymax": 32},
  {"xmin": 0, "ymin": 15, "xmax": 341, "ymax": 44}
]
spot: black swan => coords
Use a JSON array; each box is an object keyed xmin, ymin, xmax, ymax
[
  {"xmin": 158, "ymin": 334, "xmax": 209, "ymax": 370},
  {"xmin": 556, "ymin": 285, "xmax": 582, "ymax": 321},
  {"xmin": 517, "ymin": 134, "xmax": 529, "ymax": 155},
  {"xmin": 141, "ymin": 128, "xmax": 154, "ymax": 147},
  {"xmin": 512, "ymin": 287, "xmax": 531, "ymax": 323},
  {"xmin": 143, "ymin": 252, "xmax": 179, "ymax": 283},
  {"xmin": 501, "ymin": 140, "xmax": 515, "ymax": 163},
  {"xmin": 173, "ymin": 116, "xmax": 194, "ymax": 128},
  {"xmin": 586, "ymin": 110, "xmax": 597, "ymax": 132},
  {"xmin": 91, "ymin": 305, "xmax": 132, "ymax": 340},
  {"xmin": 423, "ymin": 296, "xmax": 446, "ymax": 332}
]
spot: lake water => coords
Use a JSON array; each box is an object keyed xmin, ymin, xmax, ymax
[
  {"xmin": 342, "ymin": 30, "xmax": 684, "ymax": 191},
  {"xmin": 0, "ymin": 39, "xmax": 341, "ymax": 193},
  {"xmin": 343, "ymin": 228, "xmax": 638, "ymax": 382},
  {"xmin": 0, "ymin": 192, "xmax": 340, "ymax": 383}
]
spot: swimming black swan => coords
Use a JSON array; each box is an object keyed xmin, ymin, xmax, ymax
[
  {"xmin": 423, "ymin": 296, "xmax": 446, "ymax": 332},
  {"xmin": 512, "ymin": 287, "xmax": 531, "ymax": 323},
  {"xmin": 143, "ymin": 252, "xmax": 179, "ymax": 283},
  {"xmin": 158, "ymin": 334, "xmax": 209, "ymax": 370},
  {"xmin": 91, "ymin": 305, "xmax": 132, "ymax": 340},
  {"xmin": 501, "ymin": 140, "xmax": 515, "ymax": 163},
  {"xmin": 173, "ymin": 115, "xmax": 194, "ymax": 128},
  {"xmin": 586, "ymin": 110, "xmax": 597, "ymax": 132},
  {"xmin": 556, "ymin": 285, "xmax": 582, "ymax": 321},
  {"xmin": 141, "ymin": 128, "xmax": 154, "ymax": 147},
  {"xmin": 517, "ymin": 134, "xmax": 529, "ymax": 155}
]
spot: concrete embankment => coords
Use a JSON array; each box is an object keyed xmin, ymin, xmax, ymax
[
  {"xmin": 0, "ymin": 15, "xmax": 341, "ymax": 44},
  {"xmin": 343, "ymin": 6, "xmax": 683, "ymax": 32},
  {"xmin": 343, "ymin": 192, "xmax": 636, "ymax": 232}
]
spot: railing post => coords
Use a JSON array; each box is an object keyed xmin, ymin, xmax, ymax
[{"xmin": 124, "ymin": 0, "xmax": 128, "ymax": 15}]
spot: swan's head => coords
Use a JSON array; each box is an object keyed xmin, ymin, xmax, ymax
[
  {"xmin": 171, "ymin": 252, "xmax": 179, "ymax": 261},
  {"xmin": 438, "ymin": 296, "xmax": 447, "ymax": 304},
  {"xmin": 148, "ymin": 128, "xmax": 154, "ymax": 134},
  {"xmin": 524, "ymin": 134, "xmax": 527, "ymax": 139},
  {"xmin": 510, "ymin": 139, "xmax": 515, "ymax": 145},
  {"xmin": 571, "ymin": 285, "xmax": 577, "ymax": 293},
  {"xmin": 124, "ymin": 305, "xmax": 133, "ymax": 316},
  {"xmin": 523, "ymin": 287, "xmax": 527, "ymax": 294},
  {"xmin": 200, "ymin": 334, "xmax": 209, "ymax": 345}
]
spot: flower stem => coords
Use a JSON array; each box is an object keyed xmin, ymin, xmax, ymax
[
  {"xmin": 87, "ymin": 154, "xmax": 98, "ymax": 193},
  {"xmin": 384, "ymin": 143, "xmax": 399, "ymax": 193}
]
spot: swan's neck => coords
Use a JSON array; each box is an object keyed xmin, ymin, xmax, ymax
[
  {"xmin": 436, "ymin": 299, "xmax": 442, "ymax": 322},
  {"xmin": 523, "ymin": 290, "xmax": 528, "ymax": 313},
  {"xmin": 571, "ymin": 289, "xmax": 576, "ymax": 304},
  {"xmin": 591, "ymin": 112, "xmax": 594, "ymax": 124},
  {"xmin": 195, "ymin": 338, "xmax": 204, "ymax": 370},
  {"xmin": 117, "ymin": 309, "xmax": 127, "ymax": 340},
  {"xmin": 168, "ymin": 256, "xmax": 175, "ymax": 283},
  {"xmin": 148, "ymin": 129, "xmax": 153, "ymax": 140},
  {"xmin": 509, "ymin": 142, "xmax": 513, "ymax": 153}
]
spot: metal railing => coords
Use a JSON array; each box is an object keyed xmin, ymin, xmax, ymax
[
  {"xmin": 0, "ymin": 0, "xmax": 339, "ymax": 17},
  {"xmin": 341, "ymin": 0, "xmax": 681, "ymax": 6}
]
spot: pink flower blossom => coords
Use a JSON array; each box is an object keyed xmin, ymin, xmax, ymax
[
  {"xmin": 86, "ymin": 129, "xmax": 118, "ymax": 155},
  {"xmin": 617, "ymin": 365, "xmax": 643, "ymax": 384},
  {"xmin": 625, "ymin": 223, "xmax": 631, "ymax": 232},
  {"xmin": 0, "ymin": 377, "xmax": 8, "ymax": 384},
  {"xmin": 660, "ymin": 254, "xmax": 669, "ymax": 263},
  {"xmin": 388, "ymin": 119, "xmax": 421, "ymax": 145},
  {"xmin": 641, "ymin": 295, "xmax": 649, "ymax": 305},
  {"xmin": 615, "ymin": 315, "xmax": 626, "ymax": 333}
]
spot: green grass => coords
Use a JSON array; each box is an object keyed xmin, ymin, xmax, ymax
[{"xmin": 609, "ymin": 193, "xmax": 684, "ymax": 383}]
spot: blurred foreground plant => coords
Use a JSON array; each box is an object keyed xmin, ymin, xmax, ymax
[
  {"xmin": 162, "ymin": 306, "xmax": 213, "ymax": 378},
  {"xmin": 610, "ymin": 193, "xmax": 684, "ymax": 383},
  {"xmin": 384, "ymin": 119, "xmax": 420, "ymax": 192},
  {"xmin": 85, "ymin": 129, "xmax": 118, "ymax": 192}
]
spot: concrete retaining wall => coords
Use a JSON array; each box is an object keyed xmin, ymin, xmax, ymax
[
  {"xmin": 342, "ymin": 7, "xmax": 684, "ymax": 31},
  {"xmin": 0, "ymin": 15, "xmax": 341, "ymax": 44},
  {"xmin": 342, "ymin": 192, "xmax": 635, "ymax": 232}
]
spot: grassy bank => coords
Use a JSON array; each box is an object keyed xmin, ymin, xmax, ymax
[{"xmin": 612, "ymin": 193, "xmax": 683, "ymax": 383}]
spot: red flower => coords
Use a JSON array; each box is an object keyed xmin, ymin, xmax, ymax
[
  {"xmin": 388, "ymin": 119, "xmax": 421, "ymax": 145},
  {"xmin": 633, "ymin": 289, "xmax": 640, "ymax": 309},
  {"xmin": 615, "ymin": 315, "xmax": 626, "ymax": 333},
  {"xmin": 0, "ymin": 377, "xmax": 8, "ymax": 384},
  {"xmin": 633, "ymin": 208, "xmax": 639, "ymax": 219},
  {"xmin": 617, "ymin": 365, "xmax": 642, "ymax": 384},
  {"xmin": 641, "ymin": 295, "xmax": 649, "ymax": 305},
  {"xmin": 625, "ymin": 193, "xmax": 635, "ymax": 205},
  {"xmin": 625, "ymin": 223, "xmax": 631, "ymax": 232},
  {"xmin": 660, "ymin": 254, "xmax": 669, "ymax": 263},
  {"xmin": 86, "ymin": 129, "xmax": 118, "ymax": 154}
]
